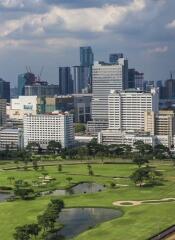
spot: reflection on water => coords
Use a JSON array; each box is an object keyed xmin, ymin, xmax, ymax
[
  {"xmin": 0, "ymin": 192, "xmax": 11, "ymax": 202},
  {"xmin": 47, "ymin": 208, "xmax": 122, "ymax": 240},
  {"xmin": 52, "ymin": 182, "xmax": 106, "ymax": 196}
]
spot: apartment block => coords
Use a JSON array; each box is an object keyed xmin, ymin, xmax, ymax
[{"xmin": 23, "ymin": 112, "xmax": 74, "ymax": 149}]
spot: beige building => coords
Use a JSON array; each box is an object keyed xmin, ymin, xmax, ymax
[{"xmin": 144, "ymin": 110, "xmax": 175, "ymax": 147}]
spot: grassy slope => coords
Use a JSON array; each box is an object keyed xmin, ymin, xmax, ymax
[{"xmin": 0, "ymin": 162, "xmax": 175, "ymax": 239}]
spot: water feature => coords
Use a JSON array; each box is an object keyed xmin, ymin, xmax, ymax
[
  {"xmin": 43, "ymin": 182, "xmax": 106, "ymax": 197},
  {"xmin": 47, "ymin": 207, "xmax": 122, "ymax": 240},
  {"xmin": 0, "ymin": 192, "xmax": 11, "ymax": 202}
]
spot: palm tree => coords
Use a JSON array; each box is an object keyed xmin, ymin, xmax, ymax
[{"xmin": 7, "ymin": 176, "xmax": 15, "ymax": 185}]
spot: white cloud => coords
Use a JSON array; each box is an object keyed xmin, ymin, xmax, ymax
[
  {"xmin": 148, "ymin": 46, "xmax": 168, "ymax": 53},
  {"xmin": 167, "ymin": 19, "xmax": 175, "ymax": 29},
  {"xmin": 0, "ymin": 0, "xmax": 42, "ymax": 9},
  {"xmin": 0, "ymin": 0, "xmax": 146, "ymax": 40}
]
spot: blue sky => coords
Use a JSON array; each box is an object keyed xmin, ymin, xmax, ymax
[{"xmin": 0, "ymin": 0, "xmax": 174, "ymax": 86}]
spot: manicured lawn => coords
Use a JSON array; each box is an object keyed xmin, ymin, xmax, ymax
[{"xmin": 0, "ymin": 161, "xmax": 175, "ymax": 240}]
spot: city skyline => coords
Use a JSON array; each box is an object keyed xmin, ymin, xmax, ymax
[{"xmin": 0, "ymin": 0, "xmax": 174, "ymax": 86}]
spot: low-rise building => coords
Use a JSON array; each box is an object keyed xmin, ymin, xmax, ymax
[
  {"xmin": 0, "ymin": 128, "xmax": 23, "ymax": 150},
  {"xmin": 144, "ymin": 110, "xmax": 175, "ymax": 148},
  {"xmin": 98, "ymin": 130, "xmax": 155, "ymax": 147},
  {"xmin": 7, "ymin": 96, "xmax": 38, "ymax": 120}
]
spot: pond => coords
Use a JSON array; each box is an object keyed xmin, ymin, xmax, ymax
[
  {"xmin": 0, "ymin": 192, "xmax": 11, "ymax": 202},
  {"xmin": 43, "ymin": 182, "xmax": 106, "ymax": 197},
  {"xmin": 47, "ymin": 207, "xmax": 122, "ymax": 240}
]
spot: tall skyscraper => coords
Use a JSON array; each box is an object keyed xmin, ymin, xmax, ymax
[
  {"xmin": 128, "ymin": 69, "xmax": 144, "ymax": 90},
  {"xmin": 91, "ymin": 59, "xmax": 128, "ymax": 121},
  {"xmin": 0, "ymin": 99, "xmax": 6, "ymax": 126},
  {"xmin": 59, "ymin": 67, "xmax": 73, "ymax": 95},
  {"xmin": 109, "ymin": 53, "xmax": 124, "ymax": 64},
  {"xmin": 18, "ymin": 72, "xmax": 35, "ymax": 96},
  {"xmin": 80, "ymin": 46, "xmax": 94, "ymax": 67},
  {"xmin": 0, "ymin": 79, "xmax": 10, "ymax": 102},
  {"xmin": 72, "ymin": 66, "xmax": 91, "ymax": 94}
]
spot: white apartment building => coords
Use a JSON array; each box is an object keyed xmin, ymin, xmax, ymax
[
  {"xmin": 0, "ymin": 128, "xmax": 23, "ymax": 150},
  {"xmin": 7, "ymin": 96, "xmax": 38, "ymax": 120},
  {"xmin": 108, "ymin": 89, "xmax": 159, "ymax": 131},
  {"xmin": 91, "ymin": 59, "xmax": 128, "ymax": 121},
  {"xmin": 23, "ymin": 111, "xmax": 74, "ymax": 149}
]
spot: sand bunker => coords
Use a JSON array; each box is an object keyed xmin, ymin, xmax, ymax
[{"xmin": 113, "ymin": 198, "xmax": 175, "ymax": 207}]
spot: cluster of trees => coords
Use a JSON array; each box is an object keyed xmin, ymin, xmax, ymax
[
  {"xmin": 0, "ymin": 138, "xmax": 173, "ymax": 164},
  {"xmin": 130, "ymin": 152, "xmax": 163, "ymax": 187},
  {"xmin": 13, "ymin": 180, "xmax": 35, "ymax": 200},
  {"xmin": 14, "ymin": 199, "xmax": 64, "ymax": 240},
  {"xmin": 60, "ymin": 139, "xmax": 172, "ymax": 161}
]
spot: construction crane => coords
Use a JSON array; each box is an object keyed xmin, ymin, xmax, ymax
[
  {"xmin": 37, "ymin": 66, "xmax": 44, "ymax": 82},
  {"xmin": 26, "ymin": 66, "xmax": 32, "ymax": 73}
]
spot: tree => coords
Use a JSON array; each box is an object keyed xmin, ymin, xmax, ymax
[
  {"xmin": 75, "ymin": 123, "xmax": 86, "ymax": 133},
  {"xmin": 13, "ymin": 225, "xmax": 30, "ymax": 240},
  {"xmin": 87, "ymin": 138, "xmax": 100, "ymax": 158},
  {"xmin": 154, "ymin": 144, "xmax": 170, "ymax": 159},
  {"xmin": 133, "ymin": 155, "xmax": 149, "ymax": 168},
  {"xmin": 7, "ymin": 176, "xmax": 15, "ymax": 185},
  {"xmin": 66, "ymin": 177, "xmax": 73, "ymax": 185},
  {"xmin": 133, "ymin": 141, "xmax": 153, "ymax": 156},
  {"xmin": 26, "ymin": 142, "xmax": 40, "ymax": 153},
  {"xmin": 47, "ymin": 141, "xmax": 62, "ymax": 154},
  {"xmin": 25, "ymin": 224, "xmax": 41, "ymax": 240},
  {"xmin": 31, "ymin": 155, "xmax": 39, "ymax": 171},
  {"xmin": 87, "ymin": 164, "xmax": 94, "ymax": 176},
  {"xmin": 130, "ymin": 167, "xmax": 150, "ymax": 187},
  {"xmin": 58, "ymin": 164, "xmax": 62, "ymax": 172},
  {"xmin": 77, "ymin": 146, "xmax": 88, "ymax": 161},
  {"xmin": 14, "ymin": 187, "xmax": 34, "ymax": 200},
  {"xmin": 38, "ymin": 199, "xmax": 64, "ymax": 232},
  {"xmin": 17, "ymin": 150, "xmax": 32, "ymax": 171}
]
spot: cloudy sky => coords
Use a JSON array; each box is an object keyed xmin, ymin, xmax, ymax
[{"xmin": 0, "ymin": 0, "xmax": 174, "ymax": 86}]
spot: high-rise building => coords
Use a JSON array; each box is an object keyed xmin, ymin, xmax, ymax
[
  {"xmin": 80, "ymin": 46, "xmax": 94, "ymax": 67},
  {"xmin": 59, "ymin": 67, "xmax": 73, "ymax": 95},
  {"xmin": 0, "ymin": 79, "xmax": 10, "ymax": 102},
  {"xmin": 165, "ymin": 78, "xmax": 175, "ymax": 99},
  {"xmin": 18, "ymin": 72, "xmax": 35, "ymax": 96},
  {"xmin": 91, "ymin": 59, "xmax": 128, "ymax": 121},
  {"xmin": 109, "ymin": 53, "xmax": 123, "ymax": 64},
  {"xmin": 0, "ymin": 99, "xmax": 6, "ymax": 126},
  {"xmin": 145, "ymin": 110, "xmax": 175, "ymax": 135},
  {"xmin": 128, "ymin": 69, "xmax": 144, "ymax": 89},
  {"xmin": 108, "ymin": 89, "xmax": 159, "ymax": 131},
  {"xmin": 72, "ymin": 66, "xmax": 91, "ymax": 94},
  {"xmin": 143, "ymin": 80, "xmax": 155, "ymax": 92},
  {"xmin": 23, "ymin": 112, "xmax": 74, "ymax": 149}
]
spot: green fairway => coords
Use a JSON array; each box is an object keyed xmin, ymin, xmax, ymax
[{"xmin": 0, "ymin": 161, "xmax": 175, "ymax": 240}]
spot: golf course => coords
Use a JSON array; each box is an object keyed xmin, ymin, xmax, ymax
[{"xmin": 0, "ymin": 160, "xmax": 175, "ymax": 240}]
